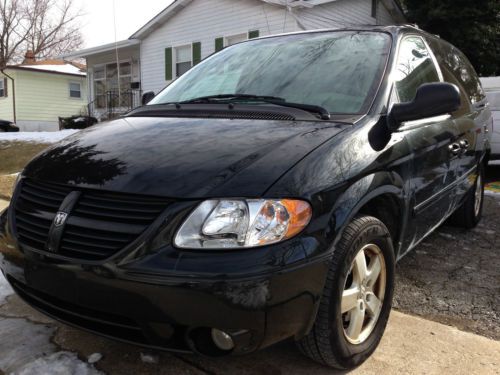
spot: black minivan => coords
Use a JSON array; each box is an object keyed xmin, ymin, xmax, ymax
[{"xmin": 0, "ymin": 26, "xmax": 492, "ymax": 369}]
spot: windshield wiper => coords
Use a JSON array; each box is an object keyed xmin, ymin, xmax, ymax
[
  {"xmin": 177, "ymin": 94, "xmax": 331, "ymax": 120},
  {"xmin": 178, "ymin": 94, "xmax": 285, "ymax": 103}
]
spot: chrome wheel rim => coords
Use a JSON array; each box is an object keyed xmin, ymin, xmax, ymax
[
  {"xmin": 342, "ymin": 243, "xmax": 386, "ymax": 345},
  {"xmin": 474, "ymin": 173, "xmax": 482, "ymax": 217}
]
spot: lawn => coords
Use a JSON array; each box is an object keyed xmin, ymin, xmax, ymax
[
  {"xmin": 0, "ymin": 141, "xmax": 51, "ymax": 199},
  {"xmin": 0, "ymin": 141, "xmax": 50, "ymax": 175}
]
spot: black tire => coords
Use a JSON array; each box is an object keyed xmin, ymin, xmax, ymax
[
  {"xmin": 297, "ymin": 215, "xmax": 395, "ymax": 370},
  {"xmin": 449, "ymin": 165, "xmax": 484, "ymax": 229}
]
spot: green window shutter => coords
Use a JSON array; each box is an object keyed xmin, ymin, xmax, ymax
[
  {"xmin": 215, "ymin": 37, "xmax": 224, "ymax": 52},
  {"xmin": 165, "ymin": 47, "xmax": 173, "ymax": 81},
  {"xmin": 3, "ymin": 78, "xmax": 7, "ymax": 97},
  {"xmin": 248, "ymin": 30, "xmax": 260, "ymax": 39},
  {"xmin": 192, "ymin": 42, "xmax": 201, "ymax": 65}
]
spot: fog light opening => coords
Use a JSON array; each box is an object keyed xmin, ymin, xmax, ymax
[
  {"xmin": 211, "ymin": 328, "xmax": 235, "ymax": 351},
  {"xmin": 186, "ymin": 327, "xmax": 234, "ymax": 357}
]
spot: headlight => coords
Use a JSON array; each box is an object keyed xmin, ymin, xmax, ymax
[{"xmin": 174, "ymin": 199, "xmax": 312, "ymax": 249}]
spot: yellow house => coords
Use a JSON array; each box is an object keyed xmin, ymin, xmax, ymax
[{"xmin": 0, "ymin": 55, "xmax": 88, "ymax": 131}]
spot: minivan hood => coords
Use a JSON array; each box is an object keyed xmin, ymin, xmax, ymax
[{"xmin": 24, "ymin": 117, "xmax": 346, "ymax": 198}]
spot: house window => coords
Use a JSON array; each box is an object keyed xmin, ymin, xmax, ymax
[
  {"xmin": 226, "ymin": 33, "xmax": 247, "ymax": 47},
  {"xmin": 175, "ymin": 45, "xmax": 192, "ymax": 77},
  {"xmin": 93, "ymin": 61, "xmax": 132, "ymax": 108},
  {"xmin": 371, "ymin": 0, "xmax": 378, "ymax": 18},
  {"xmin": 0, "ymin": 79, "xmax": 4, "ymax": 97},
  {"xmin": 69, "ymin": 82, "xmax": 82, "ymax": 98}
]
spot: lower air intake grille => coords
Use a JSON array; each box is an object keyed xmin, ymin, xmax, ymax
[{"xmin": 14, "ymin": 179, "xmax": 170, "ymax": 261}]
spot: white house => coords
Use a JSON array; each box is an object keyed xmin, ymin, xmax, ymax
[{"xmin": 65, "ymin": 0, "xmax": 405, "ymax": 120}]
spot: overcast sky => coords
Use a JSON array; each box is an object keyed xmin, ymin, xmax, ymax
[{"xmin": 79, "ymin": 0, "xmax": 174, "ymax": 48}]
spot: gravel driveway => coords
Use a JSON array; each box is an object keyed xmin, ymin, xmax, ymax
[{"xmin": 394, "ymin": 194, "xmax": 500, "ymax": 340}]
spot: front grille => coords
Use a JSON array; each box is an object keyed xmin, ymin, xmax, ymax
[{"xmin": 14, "ymin": 179, "xmax": 170, "ymax": 261}]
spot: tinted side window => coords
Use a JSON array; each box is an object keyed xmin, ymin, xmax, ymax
[
  {"xmin": 429, "ymin": 39, "xmax": 485, "ymax": 104},
  {"xmin": 394, "ymin": 36, "xmax": 441, "ymax": 102}
]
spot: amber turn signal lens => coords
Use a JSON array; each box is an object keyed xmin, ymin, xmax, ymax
[{"xmin": 281, "ymin": 199, "xmax": 312, "ymax": 239}]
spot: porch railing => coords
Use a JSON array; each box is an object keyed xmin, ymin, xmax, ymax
[{"xmin": 88, "ymin": 89, "xmax": 143, "ymax": 120}]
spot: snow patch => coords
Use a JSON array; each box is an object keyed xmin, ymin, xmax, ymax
[
  {"xmin": 15, "ymin": 352, "xmax": 103, "ymax": 375},
  {"xmin": 0, "ymin": 316, "xmax": 104, "ymax": 374},
  {"xmin": 87, "ymin": 353, "xmax": 103, "ymax": 364},
  {"xmin": 20, "ymin": 64, "xmax": 86, "ymax": 76},
  {"xmin": 0, "ymin": 318, "xmax": 57, "ymax": 373},
  {"xmin": 485, "ymin": 190, "xmax": 500, "ymax": 198},
  {"xmin": 140, "ymin": 352, "xmax": 159, "ymax": 364},
  {"xmin": 438, "ymin": 232, "xmax": 454, "ymax": 240},
  {"xmin": 0, "ymin": 130, "xmax": 79, "ymax": 143},
  {"xmin": 0, "ymin": 269, "xmax": 14, "ymax": 304}
]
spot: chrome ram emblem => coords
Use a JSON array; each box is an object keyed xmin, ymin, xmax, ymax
[{"xmin": 53, "ymin": 212, "xmax": 68, "ymax": 227}]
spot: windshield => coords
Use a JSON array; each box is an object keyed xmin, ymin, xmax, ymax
[{"xmin": 150, "ymin": 31, "xmax": 392, "ymax": 115}]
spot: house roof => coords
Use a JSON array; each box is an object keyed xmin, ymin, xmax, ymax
[
  {"xmin": 61, "ymin": 39, "xmax": 140, "ymax": 60},
  {"xmin": 130, "ymin": 0, "xmax": 406, "ymax": 39},
  {"xmin": 6, "ymin": 60, "xmax": 86, "ymax": 77}
]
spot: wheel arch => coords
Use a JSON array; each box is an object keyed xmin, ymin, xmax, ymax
[{"xmin": 329, "ymin": 172, "xmax": 408, "ymax": 258}]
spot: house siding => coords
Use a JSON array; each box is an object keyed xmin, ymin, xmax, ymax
[
  {"xmin": 298, "ymin": 0, "xmax": 377, "ymax": 29},
  {"xmin": 297, "ymin": 0, "xmax": 396, "ymax": 30},
  {"xmin": 376, "ymin": 1, "xmax": 395, "ymax": 25},
  {"xmin": 140, "ymin": 0, "xmax": 298, "ymax": 93},
  {"xmin": 9, "ymin": 69, "xmax": 87, "ymax": 131},
  {"xmin": 0, "ymin": 71, "xmax": 16, "ymax": 122}
]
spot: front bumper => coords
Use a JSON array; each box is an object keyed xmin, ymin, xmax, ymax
[{"xmin": 0, "ymin": 208, "xmax": 330, "ymax": 355}]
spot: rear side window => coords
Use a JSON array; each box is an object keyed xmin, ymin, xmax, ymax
[
  {"xmin": 393, "ymin": 36, "xmax": 441, "ymax": 103},
  {"xmin": 428, "ymin": 39, "xmax": 485, "ymax": 105}
]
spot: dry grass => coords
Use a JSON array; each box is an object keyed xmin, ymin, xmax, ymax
[
  {"xmin": 0, "ymin": 174, "xmax": 16, "ymax": 200},
  {"xmin": 0, "ymin": 141, "xmax": 50, "ymax": 175},
  {"xmin": 0, "ymin": 141, "xmax": 51, "ymax": 200}
]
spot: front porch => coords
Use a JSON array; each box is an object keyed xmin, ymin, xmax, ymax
[{"xmin": 63, "ymin": 40, "xmax": 142, "ymax": 121}]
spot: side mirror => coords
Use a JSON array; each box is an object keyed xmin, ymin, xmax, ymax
[
  {"xmin": 388, "ymin": 83, "xmax": 461, "ymax": 131},
  {"xmin": 142, "ymin": 91, "xmax": 155, "ymax": 105}
]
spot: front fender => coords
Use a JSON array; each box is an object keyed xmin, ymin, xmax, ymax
[{"xmin": 329, "ymin": 172, "xmax": 407, "ymax": 253}]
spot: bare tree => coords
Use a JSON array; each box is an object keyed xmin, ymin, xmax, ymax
[{"xmin": 0, "ymin": 0, "xmax": 83, "ymax": 68}]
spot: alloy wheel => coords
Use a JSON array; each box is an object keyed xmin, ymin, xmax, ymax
[{"xmin": 341, "ymin": 243, "xmax": 386, "ymax": 345}]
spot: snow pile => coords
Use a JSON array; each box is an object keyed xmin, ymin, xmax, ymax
[
  {"xmin": 15, "ymin": 352, "xmax": 103, "ymax": 375},
  {"xmin": 0, "ymin": 130, "xmax": 79, "ymax": 143},
  {"xmin": 0, "ymin": 268, "xmax": 14, "ymax": 304}
]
